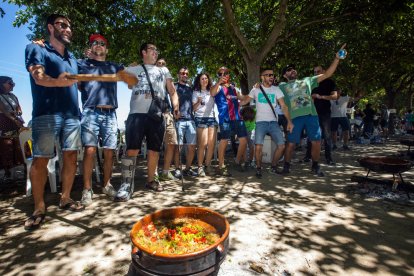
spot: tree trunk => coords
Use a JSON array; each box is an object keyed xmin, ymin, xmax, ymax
[{"xmin": 245, "ymin": 57, "xmax": 261, "ymax": 95}]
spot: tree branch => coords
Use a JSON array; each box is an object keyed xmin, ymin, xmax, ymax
[
  {"xmin": 221, "ymin": 0, "xmax": 254, "ymax": 60},
  {"xmin": 257, "ymin": 0, "xmax": 288, "ymax": 61},
  {"xmin": 276, "ymin": 12, "xmax": 357, "ymax": 44}
]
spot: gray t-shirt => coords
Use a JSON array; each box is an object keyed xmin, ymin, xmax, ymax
[{"xmin": 126, "ymin": 64, "xmax": 172, "ymax": 114}]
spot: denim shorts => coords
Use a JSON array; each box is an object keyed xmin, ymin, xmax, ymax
[
  {"xmin": 287, "ymin": 115, "xmax": 321, "ymax": 143},
  {"xmin": 255, "ymin": 121, "xmax": 285, "ymax": 145},
  {"xmin": 194, "ymin": 117, "xmax": 218, "ymax": 128},
  {"xmin": 176, "ymin": 120, "xmax": 197, "ymax": 145},
  {"xmin": 219, "ymin": 120, "xmax": 247, "ymax": 140},
  {"xmin": 32, "ymin": 114, "xmax": 81, "ymax": 158},
  {"xmin": 81, "ymin": 108, "xmax": 118, "ymax": 149}
]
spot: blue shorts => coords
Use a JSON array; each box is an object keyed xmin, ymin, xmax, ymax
[
  {"xmin": 255, "ymin": 121, "xmax": 285, "ymax": 145},
  {"xmin": 219, "ymin": 120, "xmax": 247, "ymax": 140},
  {"xmin": 176, "ymin": 120, "xmax": 197, "ymax": 145},
  {"xmin": 288, "ymin": 115, "xmax": 321, "ymax": 144},
  {"xmin": 194, "ymin": 117, "xmax": 218, "ymax": 128},
  {"xmin": 81, "ymin": 108, "xmax": 118, "ymax": 149},
  {"xmin": 32, "ymin": 114, "xmax": 81, "ymax": 158},
  {"xmin": 331, "ymin": 117, "xmax": 350, "ymax": 132}
]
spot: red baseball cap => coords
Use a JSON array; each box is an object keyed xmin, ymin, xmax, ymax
[{"xmin": 89, "ymin": 33, "xmax": 108, "ymax": 45}]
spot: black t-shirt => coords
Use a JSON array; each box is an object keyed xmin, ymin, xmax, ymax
[
  {"xmin": 176, "ymin": 83, "xmax": 193, "ymax": 120},
  {"xmin": 312, "ymin": 78, "xmax": 336, "ymax": 115}
]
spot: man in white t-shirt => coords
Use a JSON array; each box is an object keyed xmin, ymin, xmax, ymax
[
  {"xmin": 330, "ymin": 89, "xmax": 358, "ymax": 150},
  {"xmin": 115, "ymin": 43, "xmax": 179, "ymax": 201},
  {"xmin": 241, "ymin": 68, "xmax": 292, "ymax": 178}
]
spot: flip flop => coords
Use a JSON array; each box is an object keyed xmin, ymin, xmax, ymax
[
  {"xmin": 24, "ymin": 213, "xmax": 46, "ymax": 231},
  {"xmin": 59, "ymin": 200, "xmax": 85, "ymax": 212}
]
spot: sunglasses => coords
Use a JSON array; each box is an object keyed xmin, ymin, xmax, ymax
[
  {"xmin": 54, "ymin": 21, "xmax": 71, "ymax": 30},
  {"xmin": 262, "ymin": 73, "xmax": 274, "ymax": 77},
  {"xmin": 157, "ymin": 62, "xmax": 166, "ymax": 66},
  {"xmin": 146, "ymin": 46, "xmax": 159, "ymax": 54},
  {"xmin": 217, "ymin": 72, "xmax": 229, "ymax": 77},
  {"xmin": 286, "ymin": 68, "xmax": 295, "ymax": 73},
  {"xmin": 180, "ymin": 72, "xmax": 189, "ymax": 76},
  {"xmin": 91, "ymin": 40, "xmax": 106, "ymax": 47},
  {"xmin": 6, "ymin": 81, "xmax": 15, "ymax": 86}
]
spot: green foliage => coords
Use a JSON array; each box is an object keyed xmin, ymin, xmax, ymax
[{"xmin": 3, "ymin": 0, "xmax": 413, "ymax": 110}]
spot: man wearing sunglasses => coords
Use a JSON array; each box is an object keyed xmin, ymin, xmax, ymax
[
  {"xmin": 77, "ymin": 34, "xmax": 137, "ymax": 206},
  {"xmin": 119, "ymin": 43, "xmax": 179, "ymax": 200},
  {"xmin": 279, "ymin": 44, "xmax": 347, "ymax": 177},
  {"xmin": 210, "ymin": 66, "xmax": 247, "ymax": 176},
  {"xmin": 240, "ymin": 68, "xmax": 293, "ymax": 178},
  {"xmin": 24, "ymin": 14, "xmax": 82, "ymax": 230}
]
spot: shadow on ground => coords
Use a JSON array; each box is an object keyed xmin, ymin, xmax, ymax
[{"xmin": 0, "ymin": 137, "xmax": 413, "ymax": 275}]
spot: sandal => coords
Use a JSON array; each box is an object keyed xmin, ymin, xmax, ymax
[
  {"xmin": 24, "ymin": 212, "xmax": 46, "ymax": 231},
  {"xmin": 145, "ymin": 180, "xmax": 164, "ymax": 192},
  {"xmin": 59, "ymin": 199, "xmax": 85, "ymax": 212}
]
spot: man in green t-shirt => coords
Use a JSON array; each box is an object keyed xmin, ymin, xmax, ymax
[{"xmin": 278, "ymin": 44, "xmax": 347, "ymax": 177}]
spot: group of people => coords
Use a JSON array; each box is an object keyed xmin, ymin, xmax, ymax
[{"xmin": 21, "ymin": 13, "xmax": 348, "ymax": 231}]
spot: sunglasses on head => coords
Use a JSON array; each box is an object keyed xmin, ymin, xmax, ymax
[
  {"xmin": 54, "ymin": 21, "xmax": 71, "ymax": 30},
  {"xmin": 91, "ymin": 40, "xmax": 106, "ymax": 47},
  {"xmin": 217, "ymin": 72, "xmax": 229, "ymax": 77},
  {"xmin": 262, "ymin": 73, "xmax": 274, "ymax": 77}
]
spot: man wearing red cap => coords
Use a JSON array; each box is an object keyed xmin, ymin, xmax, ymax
[{"xmin": 78, "ymin": 33, "xmax": 137, "ymax": 206}]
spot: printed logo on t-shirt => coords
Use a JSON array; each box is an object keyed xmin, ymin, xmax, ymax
[{"xmin": 258, "ymin": 93, "xmax": 275, "ymax": 104}]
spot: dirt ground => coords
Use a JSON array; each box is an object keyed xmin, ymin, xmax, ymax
[{"xmin": 0, "ymin": 137, "xmax": 413, "ymax": 276}]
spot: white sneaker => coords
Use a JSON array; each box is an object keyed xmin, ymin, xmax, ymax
[
  {"xmin": 80, "ymin": 189, "xmax": 93, "ymax": 206},
  {"xmin": 102, "ymin": 183, "xmax": 117, "ymax": 198}
]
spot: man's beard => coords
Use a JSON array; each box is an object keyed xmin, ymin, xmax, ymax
[
  {"xmin": 53, "ymin": 28, "xmax": 71, "ymax": 45},
  {"xmin": 92, "ymin": 50, "xmax": 106, "ymax": 57}
]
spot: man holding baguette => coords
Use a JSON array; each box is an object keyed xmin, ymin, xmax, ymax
[{"xmin": 77, "ymin": 33, "xmax": 137, "ymax": 206}]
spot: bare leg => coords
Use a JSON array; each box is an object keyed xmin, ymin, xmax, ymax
[
  {"xmin": 235, "ymin": 137, "xmax": 247, "ymax": 164},
  {"xmin": 147, "ymin": 150, "xmax": 159, "ymax": 182},
  {"xmin": 255, "ymin": 144, "xmax": 263, "ymax": 168},
  {"xmin": 310, "ymin": 140, "xmax": 321, "ymax": 162},
  {"xmin": 271, "ymin": 144, "xmax": 285, "ymax": 167},
  {"xmin": 186, "ymin": 145, "xmax": 196, "ymax": 169},
  {"xmin": 205, "ymin": 127, "xmax": 217, "ymax": 166},
  {"xmin": 60, "ymin": 150, "xmax": 78, "ymax": 203},
  {"xmin": 332, "ymin": 131, "xmax": 338, "ymax": 146},
  {"xmin": 218, "ymin": 139, "xmax": 228, "ymax": 168},
  {"xmin": 102, "ymin": 149, "xmax": 114, "ymax": 187},
  {"xmin": 197, "ymin": 128, "xmax": 207, "ymax": 167},
  {"xmin": 163, "ymin": 144, "xmax": 176, "ymax": 171},
  {"xmin": 343, "ymin": 130, "xmax": 350, "ymax": 146},
  {"xmin": 284, "ymin": 142, "xmax": 295, "ymax": 163},
  {"xmin": 30, "ymin": 157, "xmax": 49, "ymax": 213},
  {"xmin": 82, "ymin": 146, "xmax": 96, "ymax": 190}
]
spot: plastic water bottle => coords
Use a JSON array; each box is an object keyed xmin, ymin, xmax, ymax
[{"xmin": 338, "ymin": 49, "xmax": 347, "ymax": 59}]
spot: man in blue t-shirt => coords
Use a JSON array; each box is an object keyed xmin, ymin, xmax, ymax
[
  {"xmin": 174, "ymin": 67, "xmax": 198, "ymax": 177},
  {"xmin": 278, "ymin": 44, "xmax": 347, "ymax": 177},
  {"xmin": 24, "ymin": 14, "xmax": 82, "ymax": 230},
  {"xmin": 78, "ymin": 34, "xmax": 137, "ymax": 206}
]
